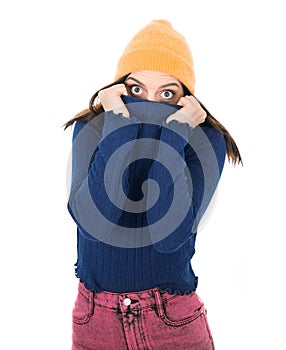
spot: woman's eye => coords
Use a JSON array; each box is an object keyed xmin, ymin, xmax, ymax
[
  {"xmin": 161, "ymin": 90, "xmax": 174, "ymax": 100},
  {"xmin": 130, "ymin": 85, "xmax": 143, "ymax": 95}
]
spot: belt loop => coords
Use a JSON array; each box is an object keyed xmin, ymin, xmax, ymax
[
  {"xmin": 88, "ymin": 291, "xmax": 95, "ymax": 316},
  {"xmin": 153, "ymin": 288, "xmax": 164, "ymax": 318}
]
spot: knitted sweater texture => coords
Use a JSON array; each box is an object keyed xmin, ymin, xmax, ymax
[{"xmin": 67, "ymin": 95, "xmax": 226, "ymax": 294}]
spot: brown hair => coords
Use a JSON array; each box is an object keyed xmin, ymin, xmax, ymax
[{"xmin": 63, "ymin": 75, "xmax": 242, "ymax": 166}]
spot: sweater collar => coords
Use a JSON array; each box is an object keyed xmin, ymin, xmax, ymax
[{"xmin": 121, "ymin": 95, "xmax": 181, "ymax": 125}]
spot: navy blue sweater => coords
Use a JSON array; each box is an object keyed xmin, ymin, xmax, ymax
[{"xmin": 67, "ymin": 95, "xmax": 226, "ymax": 294}]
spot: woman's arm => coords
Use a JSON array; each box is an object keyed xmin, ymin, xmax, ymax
[
  {"xmin": 67, "ymin": 112, "xmax": 140, "ymax": 242},
  {"xmin": 146, "ymin": 119, "xmax": 226, "ymax": 253}
]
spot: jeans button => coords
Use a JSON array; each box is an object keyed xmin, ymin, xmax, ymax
[{"xmin": 123, "ymin": 297, "xmax": 131, "ymax": 306}]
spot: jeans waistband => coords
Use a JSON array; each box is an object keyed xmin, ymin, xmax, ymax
[{"xmin": 77, "ymin": 282, "xmax": 188, "ymax": 314}]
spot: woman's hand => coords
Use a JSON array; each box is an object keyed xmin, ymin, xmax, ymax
[
  {"xmin": 166, "ymin": 95, "xmax": 206, "ymax": 128},
  {"xmin": 98, "ymin": 84, "xmax": 130, "ymax": 118}
]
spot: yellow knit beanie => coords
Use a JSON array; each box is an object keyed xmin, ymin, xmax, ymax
[{"xmin": 115, "ymin": 19, "xmax": 195, "ymax": 95}]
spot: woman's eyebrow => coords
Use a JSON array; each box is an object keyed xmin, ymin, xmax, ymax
[
  {"xmin": 125, "ymin": 77, "xmax": 180, "ymax": 89},
  {"xmin": 160, "ymin": 82, "xmax": 180, "ymax": 89},
  {"xmin": 125, "ymin": 77, "xmax": 146, "ymax": 87}
]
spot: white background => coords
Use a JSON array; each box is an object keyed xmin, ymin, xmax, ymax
[{"xmin": 1, "ymin": 0, "xmax": 285, "ymax": 349}]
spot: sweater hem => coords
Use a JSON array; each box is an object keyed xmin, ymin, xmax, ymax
[{"xmin": 74, "ymin": 270, "xmax": 197, "ymax": 295}]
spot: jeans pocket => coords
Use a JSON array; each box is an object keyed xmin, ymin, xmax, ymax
[
  {"xmin": 72, "ymin": 286, "xmax": 94, "ymax": 325},
  {"xmin": 159, "ymin": 293, "xmax": 204, "ymax": 327},
  {"xmin": 201, "ymin": 308, "xmax": 215, "ymax": 347}
]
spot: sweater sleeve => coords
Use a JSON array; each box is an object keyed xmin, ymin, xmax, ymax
[
  {"xmin": 146, "ymin": 119, "xmax": 226, "ymax": 253},
  {"xmin": 67, "ymin": 111, "xmax": 140, "ymax": 242}
]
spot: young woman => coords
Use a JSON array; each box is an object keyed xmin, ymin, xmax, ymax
[{"xmin": 64, "ymin": 20, "xmax": 242, "ymax": 350}]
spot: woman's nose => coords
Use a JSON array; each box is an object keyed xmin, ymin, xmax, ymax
[{"xmin": 146, "ymin": 93, "xmax": 159, "ymax": 102}]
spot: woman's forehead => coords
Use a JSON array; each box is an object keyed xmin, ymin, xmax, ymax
[{"xmin": 127, "ymin": 70, "xmax": 182, "ymax": 84}]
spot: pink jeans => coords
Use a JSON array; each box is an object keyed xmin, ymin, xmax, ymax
[{"xmin": 72, "ymin": 282, "xmax": 215, "ymax": 349}]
